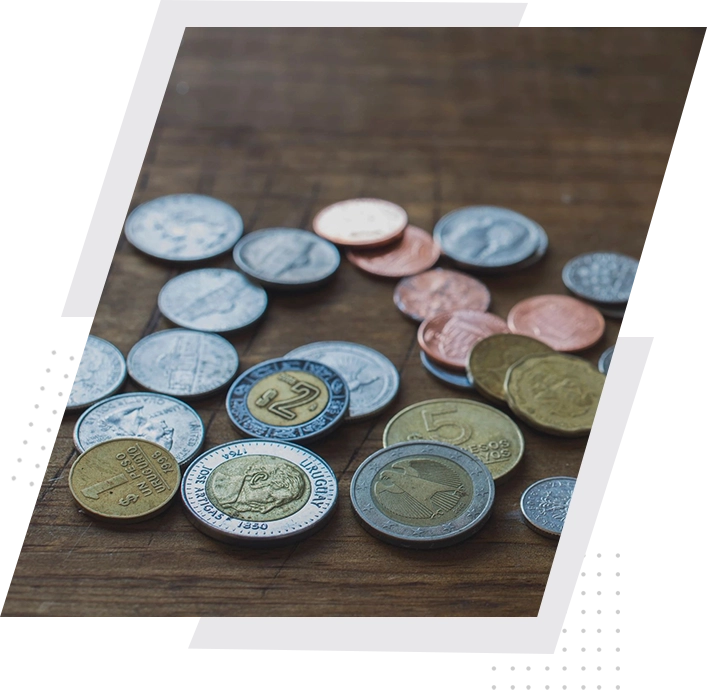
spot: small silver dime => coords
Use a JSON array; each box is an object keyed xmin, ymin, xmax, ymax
[
  {"xmin": 520, "ymin": 476, "xmax": 576, "ymax": 539},
  {"xmin": 233, "ymin": 228, "xmax": 340, "ymax": 290},
  {"xmin": 74, "ymin": 392, "xmax": 205, "ymax": 467},
  {"xmin": 67, "ymin": 335, "xmax": 127, "ymax": 411},
  {"xmin": 158, "ymin": 268, "xmax": 267, "ymax": 333},
  {"xmin": 419, "ymin": 351, "xmax": 473, "ymax": 391},
  {"xmin": 124, "ymin": 194, "xmax": 243, "ymax": 262},
  {"xmin": 181, "ymin": 439, "xmax": 338, "ymax": 546},
  {"xmin": 598, "ymin": 345, "xmax": 614, "ymax": 374},
  {"xmin": 286, "ymin": 341, "xmax": 399, "ymax": 421},
  {"xmin": 350, "ymin": 440, "xmax": 495, "ymax": 549},
  {"xmin": 128, "ymin": 329, "xmax": 239, "ymax": 400},
  {"xmin": 562, "ymin": 252, "xmax": 638, "ymax": 304}
]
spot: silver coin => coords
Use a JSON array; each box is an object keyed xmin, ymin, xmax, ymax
[
  {"xmin": 233, "ymin": 228, "xmax": 340, "ymax": 290},
  {"xmin": 433, "ymin": 206, "xmax": 541, "ymax": 270},
  {"xmin": 158, "ymin": 268, "xmax": 268, "ymax": 333},
  {"xmin": 285, "ymin": 341, "xmax": 399, "ymax": 421},
  {"xmin": 181, "ymin": 439, "xmax": 338, "ymax": 546},
  {"xmin": 350, "ymin": 440, "xmax": 495, "ymax": 549},
  {"xmin": 67, "ymin": 335, "xmax": 127, "ymax": 411},
  {"xmin": 74, "ymin": 392, "xmax": 205, "ymax": 467},
  {"xmin": 128, "ymin": 329, "xmax": 239, "ymax": 400},
  {"xmin": 562, "ymin": 252, "xmax": 638, "ymax": 304},
  {"xmin": 420, "ymin": 351, "xmax": 473, "ymax": 391},
  {"xmin": 598, "ymin": 345, "xmax": 614, "ymax": 374},
  {"xmin": 124, "ymin": 194, "xmax": 243, "ymax": 262},
  {"xmin": 520, "ymin": 476, "xmax": 576, "ymax": 539}
]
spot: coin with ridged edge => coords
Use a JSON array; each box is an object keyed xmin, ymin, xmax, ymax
[
  {"xmin": 67, "ymin": 335, "xmax": 127, "ymax": 411},
  {"xmin": 520, "ymin": 476, "xmax": 576, "ymax": 539}
]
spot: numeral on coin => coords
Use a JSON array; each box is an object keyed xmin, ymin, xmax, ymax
[{"xmin": 81, "ymin": 473, "xmax": 130, "ymax": 500}]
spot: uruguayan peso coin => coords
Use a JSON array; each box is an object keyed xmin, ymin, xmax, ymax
[
  {"xmin": 562, "ymin": 252, "xmax": 638, "ymax": 304},
  {"xmin": 67, "ymin": 335, "xmax": 127, "ymax": 411},
  {"xmin": 520, "ymin": 476, "xmax": 576, "ymax": 538}
]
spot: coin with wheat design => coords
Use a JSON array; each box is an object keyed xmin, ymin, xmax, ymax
[{"xmin": 520, "ymin": 476, "xmax": 576, "ymax": 538}]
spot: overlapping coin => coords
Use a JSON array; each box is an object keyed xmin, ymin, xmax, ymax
[
  {"xmin": 598, "ymin": 345, "xmax": 614, "ymax": 374},
  {"xmin": 420, "ymin": 351, "xmax": 473, "ymax": 391},
  {"xmin": 67, "ymin": 335, "xmax": 127, "ymax": 411},
  {"xmin": 520, "ymin": 476, "xmax": 576, "ymax": 538},
  {"xmin": 562, "ymin": 252, "xmax": 638, "ymax": 304}
]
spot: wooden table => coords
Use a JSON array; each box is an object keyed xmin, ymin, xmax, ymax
[{"xmin": 4, "ymin": 28, "xmax": 701, "ymax": 617}]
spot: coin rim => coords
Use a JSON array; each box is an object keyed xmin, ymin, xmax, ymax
[
  {"xmin": 598, "ymin": 345, "xmax": 614, "ymax": 375},
  {"xmin": 420, "ymin": 350, "xmax": 474, "ymax": 391},
  {"xmin": 520, "ymin": 476, "xmax": 576, "ymax": 539}
]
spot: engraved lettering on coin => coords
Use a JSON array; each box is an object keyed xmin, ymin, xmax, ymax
[
  {"xmin": 67, "ymin": 336, "xmax": 127, "ymax": 411},
  {"xmin": 562, "ymin": 252, "xmax": 638, "ymax": 304},
  {"xmin": 247, "ymin": 371, "xmax": 329, "ymax": 427},
  {"xmin": 521, "ymin": 476, "xmax": 576, "ymax": 538}
]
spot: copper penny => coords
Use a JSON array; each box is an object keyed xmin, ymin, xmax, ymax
[
  {"xmin": 507, "ymin": 294, "xmax": 605, "ymax": 352},
  {"xmin": 393, "ymin": 268, "xmax": 492, "ymax": 322},
  {"xmin": 312, "ymin": 198, "xmax": 408, "ymax": 248},
  {"xmin": 346, "ymin": 225, "xmax": 440, "ymax": 278},
  {"xmin": 418, "ymin": 310, "xmax": 510, "ymax": 371}
]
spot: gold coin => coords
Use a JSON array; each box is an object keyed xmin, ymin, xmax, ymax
[
  {"xmin": 383, "ymin": 398, "xmax": 524, "ymax": 482},
  {"xmin": 504, "ymin": 353, "xmax": 605, "ymax": 437},
  {"xmin": 69, "ymin": 438, "xmax": 180, "ymax": 523},
  {"xmin": 468, "ymin": 333, "xmax": 553, "ymax": 404}
]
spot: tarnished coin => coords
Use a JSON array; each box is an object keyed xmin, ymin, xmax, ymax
[
  {"xmin": 67, "ymin": 335, "xmax": 127, "ymax": 411},
  {"xmin": 69, "ymin": 438, "xmax": 180, "ymax": 523},
  {"xmin": 74, "ymin": 393, "xmax": 205, "ymax": 467},
  {"xmin": 507, "ymin": 294, "xmax": 605, "ymax": 352},
  {"xmin": 181, "ymin": 439, "xmax": 338, "ymax": 546},
  {"xmin": 562, "ymin": 252, "xmax": 638, "ymax": 304},
  {"xmin": 418, "ymin": 309, "xmax": 510, "ymax": 371},
  {"xmin": 233, "ymin": 228, "xmax": 340, "ymax": 290},
  {"xmin": 520, "ymin": 476, "xmax": 576, "ymax": 539},
  {"xmin": 128, "ymin": 329, "xmax": 239, "ymax": 400},
  {"xmin": 420, "ymin": 351, "xmax": 473, "ymax": 391},
  {"xmin": 312, "ymin": 198, "xmax": 408, "ymax": 248},
  {"xmin": 504, "ymin": 353, "xmax": 605, "ymax": 436},
  {"xmin": 393, "ymin": 268, "xmax": 492, "ymax": 322},
  {"xmin": 468, "ymin": 333, "xmax": 553, "ymax": 404},
  {"xmin": 350, "ymin": 440, "xmax": 495, "ymax": 549},
  {"xmin": 124, "ymin": 194, "xmax": 243, "ymax": 262},
  {"xmin": 383, "ymin": 399, "xmax": 524, "ymax": 482},
  {"xmin": 598, "ymin": 345, "xmax": 614, "ymax": 374},
  {"xmin": 158, "ymin": 268, "xmax": 267, "ymax": 333},
  {"xmin": 346, "ymin": 225, "xmax": 440, "ymax": 278},
  {"xmin": 285, "ymin": 342, "xmax": 398, "ymax": 421},
  {"xmin": 226, "ymin": 358, "xmax": 349, "ymax": 443},
  {"xmin": 433, "ymin": 206, "xmax": 543, "ymax": 270}
]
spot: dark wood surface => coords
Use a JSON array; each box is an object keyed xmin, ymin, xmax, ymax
[{"xmin": 4, "ymin": 28, "xmax": 702, "ymax": 617}]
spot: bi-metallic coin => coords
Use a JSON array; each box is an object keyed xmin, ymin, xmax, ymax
[
  {"xmin": 520, "ymin": 476, "xmax": 576, "ymax": 539},
  {"xmin": 562, "ymin": 252, "xmax": 638, "ymax": 305},
  {"xmin": 67, "ymin": 335, "xmax": 127, "ymax": 411},
  {"xmin": 420, "ymin": 351, "xmax": 474, "ymax": 391},
  {"xmin": 598, "ymin": 345, "xmax": 614, "ymax": 375}
]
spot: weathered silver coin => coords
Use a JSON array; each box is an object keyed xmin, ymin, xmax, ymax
[
  {"xmin": 562, "ymin": 252, "xmax": 638, "ymax": 304},
  {"xmin": 158, "ymin": 268, "xmax": 268, "ymax": 333},
  {"xmin": 598, "ymin": 345, "xmax": 614, "ymax": 374},
  {"xmin": 181, "ymin": 439, "xmax": 338, "ymax": 546},
  {"xmin": 285, "ymin": 341, "xmax": 399, "ymax": 421},
  {"xmin": 67, "ymin": 335, "xmax": 127, "ymax": 411},
  {"xmin": 124, "ymin": 194, "xmax": 243, "ymax": 262},
  {"xmin": 433, "ymin": 206, "xmax": 542, "ymax": 270},
  {"xmin": 233, "ymin": 228, "xmax": 340, "ymax": 290},
  {"xmin": 128, "ymin": 329, "xmax": 239, "ymax": 400},
  {"xmin": 74, "ymin": 392, "xmax": 205, "ymax": 467},
  {"xmin": 350, "ymin": 440, "xmax": 495, "ymax": 549},
  {"xmin": 420, "ymin": 351, "xmax": 473, "ymax": 391},
  {"xmin": 520, "ymin": 476, "xmax": 576, "ymax": 539}
]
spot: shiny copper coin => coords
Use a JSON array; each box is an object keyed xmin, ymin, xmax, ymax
[
  {"xmin": 418, "ymin": 309, "xmax": 510, "ymax": 371},
  {"xmin": 393, "ymin": 268, "xmax": 492, "ymax": 322},
  {"xmin": 507, "ymin": 294, "xmax": 605, "ymax": 352},
  {"xmin": 312, "ymin": 198, "xmax": 408, "ymax": 248},
  {"xmin": 346, "ymin": 225, "xmax": 440, "ymax": 278}
]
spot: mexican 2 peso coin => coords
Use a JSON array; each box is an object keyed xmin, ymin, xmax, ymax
[{"xmin": 520, "ymin": 476, "xmax": 576, "ymax": 539}]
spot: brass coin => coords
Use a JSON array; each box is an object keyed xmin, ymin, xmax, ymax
[
  {"xmin": 69, "ymin": 438, "xmax": 180, "ymax": 523},
  {"xmin": 504, "ymin": 353, "xmax": 605, "ymax": 437},
  {"xmin": 383, "ymin": 398, "xmax": 524, "ymax": 482},
  {"xmin": 468, "ymin": 333, "xmax": 553, "ymax": 404}
]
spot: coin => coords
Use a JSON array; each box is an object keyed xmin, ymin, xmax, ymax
[
  {"xmin": 420, "ymin": 351, "xmax": 473, "ymax": 391},
  {"xmin": 158, "ymin": 268, "xmax": 268, "ymax": 333},
  {"xmin": 507, "ymin": 294, "xmax": 605, "ymax": 352},
  {"xmin": 181, "ymin": 439, "xmax": 338, "ymax": 546},
  {"xmin": 233, "ymin": 227, "xmax": 340, "ymax": 290},
  {"xmin": 346, "ymin": 225, "xmax": 440, "ymax": 278},
  {"xmin": 350, "ymin": 440, "xmax": 495, "ymax": 549},
  {"xmin": 383, "ymin": 399, "xmax": 524, "ymax": 482},
  {"xmin": 598, "ymin": 345, "xmax": 614, "ymax": 374},
  {"xmin": 226, "ymin": 358, "xmax": 349, "ymax": 443},
  {"xmin": 285, "ymin": 342, "xmax": 398, "ymax": 421},
  {"xmin": 128, "ymin": 329, "xmax": 239, "ymax": 400},
  {"xmin": 592, "ymin": 301, "xmax": 626, "ymax": 320},
  {"xmin": 393, "ymin": 268, "xmax": 492, "ymax": 322},
  {"xmin": 433, "ymin": 206, "xmax": 543, "ymax": 270},
  {"xmin": 562, "ymin": 252, "xmax": 638, "ymax": 304},
  {"xmin": 67, "ymin": 335, "xmax": 127, "ymax": 411},
  {"xmin": 504, "ymin": 353, "xmax": 605, "ymax": 436},
  {"xmin": 124, "ymin": 194, "xmax": 243, "ymax": 262},
  {"xmin": 418, "ymin": 309, "xmax": 510, "ymax": 371},
  {"xmin": 312, "ymin": 198, "xmax": 408, "ymax": 248},
  {"xmin": 74, "ymin": 393, "xmax": 205, "ymax": 467},
  {"xmin": 468, "ymin": 333, "xmax": 553, "ymax": 404},
  {"xmin": 520, "ymin": 476, "xmax": 576, "ymax": 539},
  {"xmin": 69, "ymin": 438, "xmax": 180, "ymax": 523}
]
